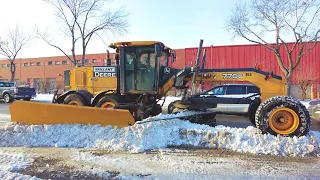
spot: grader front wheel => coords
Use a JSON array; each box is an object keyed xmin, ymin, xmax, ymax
[
  {"xmin": 255, "ymin": 96, "xmax": 311, "ymax": 137},
  {"xmin": 63, "ymin": 94, "xmax": 88, "ymax": 106}
]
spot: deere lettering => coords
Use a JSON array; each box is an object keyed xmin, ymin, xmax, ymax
[
  {"xmin": 93, "ymin": 66, "xmax": 117, "ymax": 77},
  {"xmin": 94, "ymin": 72, "xmax": 116, "ymax": 77}
]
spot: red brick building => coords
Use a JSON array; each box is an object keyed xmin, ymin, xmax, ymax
[{"xmin": 0, "ymin": 43, "xmax": 319, "ymax": 99}]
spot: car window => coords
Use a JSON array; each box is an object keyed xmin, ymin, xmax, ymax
[
  {"xmin": 247, "ymin": 86, "xmax": 260, "ymax": 93},
  {"xmin": 226, "ymin": 86, "xmax": 246, "ymax": 95},
  {"xmin": 0, "ymin": 82, "xmax": 14, "ymax": 87},
  {"xmin": 207, "ymin": 86, "xmax": 226, "ymax": 95}
]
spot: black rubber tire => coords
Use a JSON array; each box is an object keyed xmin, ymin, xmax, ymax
[
  {"xmin": 151, "ymin": 104, "xmax": 163, "ymax": 116},
  {"xmin": 248, "ymin": 98, "xmax": 260, "ymax": 126},
  {"xmin": 255, "ymin": 96, "xmax": 311, "ymax": 137},
  {"xmin": 23, "ymin": 97, "xmax": 31, "ymax": 101},
  {"xmin": 95, "ymin": 94, "xmax": 126, "ymax": 108},
  {"xmin": 63, "ymin": 93, "xmax": 89, "ymax": 106},
  {"xmin": 3, "ymin": 93, "xmax": 13, "ymax": 103}
]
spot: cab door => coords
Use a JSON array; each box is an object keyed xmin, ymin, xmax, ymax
[
  {"xmin": 121, "ymin": 46, "xmax": 158, "ymax": 94},
  {"xmin": 135, "ymin": 53, "xmax": 157, "ymax": 92}
]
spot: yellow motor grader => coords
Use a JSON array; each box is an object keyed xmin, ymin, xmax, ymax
[{"xmin": 9, "ymin": 40, "xmax": 311, "ymax": 137}]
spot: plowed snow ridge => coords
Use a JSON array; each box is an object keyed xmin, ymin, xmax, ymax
[{"xmin": 0, "ymin": 111, "xmax": 319, "ymax": 157}]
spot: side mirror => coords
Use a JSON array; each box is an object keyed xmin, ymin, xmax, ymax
[{"xmin": 155, "ymin": 44, "xmax": 161, "ymax": 57}]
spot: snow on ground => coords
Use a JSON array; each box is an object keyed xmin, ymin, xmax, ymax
[
  {"xmin": 12, "ymin": 94, "xmax": 317, "ymax": 157},
  {"xmin": 71, "ymin": 150, "xmax": 320, "ymax": 180},
  {"xmin": 0, "ymin": 111, "xmax": 319, "ymax": 157},
  {"xmin": 0, "ymin": 150, "xmax": 39, "ymax": 180}
]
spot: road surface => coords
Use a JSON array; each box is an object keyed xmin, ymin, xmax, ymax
[{"xmin": 1, "ymin": 101, "xmax": 320, "ymax": 131}]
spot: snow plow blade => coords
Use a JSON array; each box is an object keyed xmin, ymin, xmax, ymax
[{"xmin": 9, "ymin": 101, "xmax": 135, "ymax": 128}]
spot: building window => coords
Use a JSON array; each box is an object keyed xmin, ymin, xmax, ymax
[
  {"xmin": 24, "ymin": 63, "xmax": 29, "ymax": 67},
  {"xmin": 7, "ymin": 64, "xmax": 11, "ymax": 67},
  {"xmin": 1, "ymin": 64, "xmax": 5, "ymax": 68},
  {"xmin": 76, "ymin": 60, "xmax": 81, "ymax": 64},
  {"xmin": 55, "ymin": 61, "xmax": 60, "ymax": 65},
  {"xmin": 48, "ymin": 61, "xmax": 53, "ymax": 65},
  {"xmin": 36, "ymin": 62, "xmax": 41, "ymax": 66},
  {"xmin": 92, "ymin": 59, "xmax": 97, "ymax": 63},
  {"xmin": 84, "ymin": 60, "xmax": 89, "ymax": 64},
  {"xmin": 30, "ymin": 62, "xmax": 35, "ymax": 66},
  {"xmin": 62, "ymin": 61, "xmax": 67, "ymax": 65}
]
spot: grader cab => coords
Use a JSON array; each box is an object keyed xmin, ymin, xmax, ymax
[{"xmin": 9, "ymin": 40, "xmax": 312, "ymax": 137}]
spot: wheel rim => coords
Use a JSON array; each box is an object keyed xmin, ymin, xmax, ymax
[
  {"xmin": 68, "ymin": 101, "xmax": 81, "ymax": 106},
  {"xmin": 4, "ymin": 94, "xmax": 9, "ymax": 102},
  {"xmin": 268, "ymin": 107, "xmax": 299, "ymax": 135},
  {"xmin": 101, "ymin": 102, "xmax": 115, "ymax": 109}
]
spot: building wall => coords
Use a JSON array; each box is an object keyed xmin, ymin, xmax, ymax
[{"xmin": 0, "ymin": 43, "xmax": 319, "ymax": 97}]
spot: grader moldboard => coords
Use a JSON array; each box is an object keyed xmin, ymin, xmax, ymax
[{"xmin": 9, "ymin": 39, "xmax": 311, "ymax": 137}]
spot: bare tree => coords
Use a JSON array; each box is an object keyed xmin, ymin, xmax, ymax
[
  {"xmin": 0, "ymin": 26, "xmax": 32, "ymax": 81},
  {"xmin": 37, "ymin": 0, "xmax": 129, "ymax": 66},
  {"xmin": 226, "ymin": 0, "xmax": 320, "ymax": 95}
]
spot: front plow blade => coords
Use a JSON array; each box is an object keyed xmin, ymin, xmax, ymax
[{"xmin": 9, "ymin": 101, "xmax": 135, "ymax": 128}]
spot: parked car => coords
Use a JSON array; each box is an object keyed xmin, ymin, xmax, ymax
[
  {"xmin": 307, "ymin": 99, "xmax": 320, "ymax": 121},
  {"xmin": 199, "ymin": 84, "xmax": 261, "ymax": 115},
  {"xmin": 0, "ymin": 81, "xmax": 37, "ymax": 103}
]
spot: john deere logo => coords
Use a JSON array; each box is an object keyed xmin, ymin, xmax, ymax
[{"xmin": 164, "ymin": 67, "xmax": 170, "ymax": 74}]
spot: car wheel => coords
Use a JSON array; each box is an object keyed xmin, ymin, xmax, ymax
[
  {"xmin": 3, "ymin": 93, "xmax": 13, "ymax": 103},
  {"xmin": 23, "ymin": 97, "xmax": 31, "ymax": 101}
]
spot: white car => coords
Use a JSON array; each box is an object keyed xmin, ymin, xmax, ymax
[{"xmin": 199, "ymin": 84, "xmax": 260, "ymax": 115}]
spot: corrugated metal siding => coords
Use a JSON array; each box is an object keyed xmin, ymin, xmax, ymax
[{"xmin": 182, "ymin": 43, "xmax": 320, "ymax": 98}]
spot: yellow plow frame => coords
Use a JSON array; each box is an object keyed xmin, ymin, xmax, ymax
[{"xmin": 9, "ymin": 101, "xmax": 135, "ymax": 128}]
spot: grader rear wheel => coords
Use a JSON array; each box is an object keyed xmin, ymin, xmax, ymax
[
  {"xmin": 255, "ymin": 96, "xmax": 311, "ymax": 137},
  {"xmin": 95, "ymin": 95, "xmax": 125, "ymax": 109}
]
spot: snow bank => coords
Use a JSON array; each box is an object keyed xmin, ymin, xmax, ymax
[
  {"xmin": 32, "ymin": 94, "xmax": 54, "ymax": 102},
  {"xmin": 0, "ymin": 150, "xmax": 39, "ymax": 180},
  {"xmin": 0, "ymin": 112, "xmax": 319, "ymax": 157}
]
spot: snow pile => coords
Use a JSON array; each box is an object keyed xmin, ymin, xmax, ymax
[
  {"xmin": 32, "ymin": 94, "xmax": 54, "ymax": 102},
  {"xmin": 0, "ymin": 112, "xmax": 319, "ymax": 157},
  {"xmin": 0, "ymin": 150, "xmax": 39, "ymax": 180}
]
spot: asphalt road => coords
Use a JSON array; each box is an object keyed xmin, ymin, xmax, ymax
[{"xmin": 1, "ymin": 100, "xmax": 320, "ymax": 131}]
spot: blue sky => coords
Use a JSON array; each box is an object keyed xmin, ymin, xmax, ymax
[{"xmin": 0, "ymin": 0, "xmax": 256, "ymax": 59}]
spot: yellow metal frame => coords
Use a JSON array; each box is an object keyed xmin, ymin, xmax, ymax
[
  {"xmin": 109, "ymin": 41, "xmax": 172, "ymax": 51},
  {"xmin": 9, "ymin": 101, "xmax": 135, "ymax": 128}
]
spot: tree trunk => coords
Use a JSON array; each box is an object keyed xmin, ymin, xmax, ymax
[
  {"xmin": 285, "ymin": 75, "xmax": 292, "ymax": 96},
  {"xmin": 10, "ymin": 61, "xmax": 16, "ymax": 82}
]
